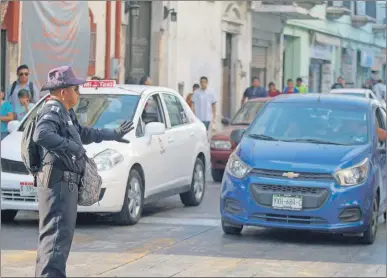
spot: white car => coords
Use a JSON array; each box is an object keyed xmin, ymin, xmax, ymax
[
  {"xmin": 329, "ymin": 88, "xmax": 386, "ymax": 106},
  {"xmin": 1, "ymin": 81, "xmax": 210, "ymax": 225}
]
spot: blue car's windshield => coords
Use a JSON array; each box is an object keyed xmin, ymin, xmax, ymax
[
  {"xmin": 73, "ymin": 94, "xmax": 140, "ymax": 129},
  {"xmin": 247, "ymin": 103, "xmax": 369, "ymax": 145}
]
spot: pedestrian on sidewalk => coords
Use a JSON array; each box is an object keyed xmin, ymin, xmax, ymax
[
  {"xmin": 192, "ymin": 76, "xmax": 217, "ymax": 131},
  {"xmin": 139, "ymin": 75, "xmax": 152, "ymax": 85},
  {"xmin": 32, "ymin": 66, "xmax": 134, "ymax": 278},
  {"xmin": 0, "ymin": 90, "xmax": 14, "ymax": 140},
  {"xmin": 268, "ymin": 82, "xmax": 281, "ymax": 97},
  {"xmin": 331, "ymin": 76, "xmax": 345, "ymax": 89},
  {"xmin": 283, "ymin": 79, "xmax": 299, "ymax": 94},
  {"xmin": 14, "ymin": 89, "xmax": 34, "ymax": 121},
  {"xmin": 186, "ymin": 83, "xmax": 200, "ymax": 110},
  {"xmin": 373, "ymin": 79, "xmax": 386, "ymax": 101},
  {"xmin": 241, "ymin": 77, "xmax": 268, "ymax": 105},
  {"xmin": 295, "ymin": 77, "xmax": 308, "ymax": 93},
  {"xmin": 6, "ymin": 64, "xmax": 39, "ymax": 111}
]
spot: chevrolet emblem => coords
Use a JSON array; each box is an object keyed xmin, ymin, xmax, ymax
[{"xmin": 282, "ymin": 172, "xmax": 299, "ymax": 179}]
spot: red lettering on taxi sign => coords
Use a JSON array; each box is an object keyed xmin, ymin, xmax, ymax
[
  {"xmin": 83, "ymin": 80, "xmax": 116, "ymax": 88},
  {"xmin": 20, "ymin": 182, "xmax": 34, "ymax": 186}
]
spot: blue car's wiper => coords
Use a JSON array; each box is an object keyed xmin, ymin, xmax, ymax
[
  {"xmin": 284, "ymin": 138, "xmax": 344, "ymax": 145},
  {"xmin": 249, "ymin": 134, "xmax": 278, "ymax": 141}
]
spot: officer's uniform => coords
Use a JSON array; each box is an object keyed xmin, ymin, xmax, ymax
[{"xmin": 32, "ymin": 66, "xmax": 124, "ymax": 277}]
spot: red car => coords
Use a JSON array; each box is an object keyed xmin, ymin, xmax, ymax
[{"xmin": 210, "ymin": 97, "xmax": 271, "ymax": 181}]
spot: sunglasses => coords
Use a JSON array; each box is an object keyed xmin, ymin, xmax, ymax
[{"xmin": 19, "ymin": 72, "xmax": 29, "ymax": 77}]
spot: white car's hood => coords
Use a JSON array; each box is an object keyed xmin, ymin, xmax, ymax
[{"xmin": 1, "ymin": 131, "xmax": 121, "ymax": 161}]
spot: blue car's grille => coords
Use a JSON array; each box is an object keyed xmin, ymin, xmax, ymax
[
  {"xmin": 251, "ymin": 168, "xmax": 333, "ymax": 181},
  {"xmin": 250, "ymin": 184, "xmax": 329, "ymax": 210},
  {"xmin": 250, "ymin": 213, "xmax": 328, "ymax": 225}
]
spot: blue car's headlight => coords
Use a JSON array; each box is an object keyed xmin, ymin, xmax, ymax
[
  {"xmin": 334, "ymin": 158, "xmax": 369, "ymax": 186},
  {"xmin": 226, "ymin": 153, "xmax": 251, "ymax": 179}
]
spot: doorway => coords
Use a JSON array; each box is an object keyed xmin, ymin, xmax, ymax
[
  {"xmin": 125, "ymin": 1, "xmax": 152, "ymax": 84},
  {"xmin": 1, "ymin": 29, "xmax": 6, "ymax": 92},
  {"xmin": 222, "ymin": 33, "xmax": 232, "ymax": 118}
]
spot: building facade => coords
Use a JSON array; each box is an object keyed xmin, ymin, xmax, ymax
[
  {"xmin": 146, "ymin": 1, "xmax": 252, "ymax": 120},
  {"xmin": 283, "ymin": 1, "xmax": 386, "ymax": 92}
]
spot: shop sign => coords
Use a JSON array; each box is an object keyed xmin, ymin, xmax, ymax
[
  {"xmin": 360, "ymin": 51, "xmax": 374, "ymax": 68},
  {"xmin": 310, "ymin": 43, "xmax": 333, "ymax": 61}
]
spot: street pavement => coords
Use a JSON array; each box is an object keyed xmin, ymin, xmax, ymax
[{"xmin": 1, "ymin": 179, "xmax": 386, "ymax": 277}]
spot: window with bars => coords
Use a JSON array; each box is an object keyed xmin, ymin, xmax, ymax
[
  {"xmin": 88, "ymin": 9, "xmax": 96, "ymax": 76},
  {"xmin": 365, "ymin": 1, "xmax": 376, "ymax": 19}
]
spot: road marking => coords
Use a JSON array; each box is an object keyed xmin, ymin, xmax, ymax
[{"xmin": 139, "ymin": 216, "xmax": 220, "ymax": 227}]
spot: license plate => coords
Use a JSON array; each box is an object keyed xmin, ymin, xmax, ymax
[
  {"xmin": 272, "ymin": 194, "xmax": 303, "ymax": 211},
  {"xmin": 20, "ymin": 182, "xmax": 36, "ymax": 197}
]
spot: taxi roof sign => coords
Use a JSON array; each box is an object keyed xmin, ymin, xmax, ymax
[{"xmin": 83, "ymin": 80, "xmax": 116, "ymax": 88}]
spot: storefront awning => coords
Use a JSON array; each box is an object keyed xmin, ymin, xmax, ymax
[{"xmin": 314, "ymin": 33, "xmax": 341, "ymax": 47}]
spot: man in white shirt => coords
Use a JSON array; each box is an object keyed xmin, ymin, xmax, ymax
[
  {"xmin": 373, "ymin": 79, "xmax": 386, "ymax": 102},
  {"xmin": 191, "ymin": 76, "xmax": 217, "ymax": 131}
]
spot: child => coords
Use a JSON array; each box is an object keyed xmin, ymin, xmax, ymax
[
  {"xmin": 15, "ymin": 89, "xmax": 34, "ymax": 121},
  {"xmin": 0, "ymin": 90, "xmax": 14, "ymax": 139}
]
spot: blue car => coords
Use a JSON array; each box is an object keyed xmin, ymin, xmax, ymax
[{"xmin": 220, "ymin": 94, "xmax": 386, "ymax": 244}]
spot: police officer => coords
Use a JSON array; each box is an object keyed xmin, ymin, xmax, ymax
[{"xmin": 33, "ymin": 66, "xmax": 133, "ymax": 277}]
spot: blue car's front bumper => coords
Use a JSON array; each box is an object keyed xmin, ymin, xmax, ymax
[{"xmin": 220, "ymin": 171, "xmax": 376, "ymax": 234}]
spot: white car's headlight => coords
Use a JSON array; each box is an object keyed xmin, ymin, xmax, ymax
[
  {"xmin": 211, "ymin": 140, "xmax": 232, "ymax": 150},
  {"xmin": 94, "ymin": 149, "xmax": 124, "ymax": 171},
  {"xmin": 334, "ymin": 158, "xmax": 369, "ymax": 186},
  {"xmin": 226, "ymin": 153, "xmax": 251, "ymax": 179}
]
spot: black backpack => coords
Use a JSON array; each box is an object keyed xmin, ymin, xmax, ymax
[
  {"xmin": 20, "ymin": 113, "xmax": 41, "ymax": 182},
  {"xmin": 10, "ymin": 81, "xmax": 34, "ymax": 99}
]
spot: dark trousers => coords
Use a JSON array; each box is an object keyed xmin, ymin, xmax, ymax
[
  {"xmin": 35, "ymin": 166, "xmax": 78, "ymax": 278},
  {"xmin": 202, "ymin": 121, "xmax": 210, "ymax": 131}
]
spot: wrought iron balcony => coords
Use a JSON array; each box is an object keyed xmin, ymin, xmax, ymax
[
  {"xmin": 326, "ymin": 1, "xmax": 352, "ymax": 20},
  {"xmin": 251, "ymin": 1, "xmax": 323, "ymax": 20}
]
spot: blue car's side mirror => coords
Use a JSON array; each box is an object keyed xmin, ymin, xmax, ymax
[{"xmin": 230, "ymin": 129, "xmax": 245, "ymax": 145}]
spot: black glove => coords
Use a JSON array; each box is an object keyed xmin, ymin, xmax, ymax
[{"xmin": 115, "ymin": 121, "xmax": 134, "ymax": 143}]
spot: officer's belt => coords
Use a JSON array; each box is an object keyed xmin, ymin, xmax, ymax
[{"xmin": 62, "ymin": 171, "xmax": 81, "ymax": 184}]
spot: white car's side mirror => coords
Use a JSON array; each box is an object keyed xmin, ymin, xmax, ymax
[
  {"xmin": 145, "ymin": 122, "xmax": 166, "ymax": 144},
  {"xmin": 7, "ymin": 120, "xmax": 21, "ymax": 133}
]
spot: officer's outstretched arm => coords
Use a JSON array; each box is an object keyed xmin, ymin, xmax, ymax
[
  {"xmin": 33, "ymin": 113, "xmax": 84, "ymax": 157},
  {"xmin": 78, "ymin": 125, "xmax": 118, "ymax": 144}
]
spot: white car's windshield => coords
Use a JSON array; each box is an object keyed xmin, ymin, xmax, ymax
[
  {"xmin": 247, "ymin": 103, "xmax": 369, "ymax": 146},
  {"xmin": 19, "ymin": 94, "xmax": 140, "ymax": 131}
]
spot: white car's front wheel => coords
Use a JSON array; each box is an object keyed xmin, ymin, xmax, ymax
[
  {"xmin": 180, "ymin": 157, "xmax": 205, "ymax": 206},
  {"xmin": 114, "ymin": 168, "xmax": 144, "ymax": 225}
]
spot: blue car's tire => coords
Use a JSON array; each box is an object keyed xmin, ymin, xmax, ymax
[
  {"xmin": 221, "ymin": 219, "xmax": 243, "ymax": 235},
  {"xmin": 360, "ymin": 196, "xmax": 378, "ymax": 245}
]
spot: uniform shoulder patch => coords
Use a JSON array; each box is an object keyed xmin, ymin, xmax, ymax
[{"xmin": 51, "ymin": 106, "xmax": 60, "ymax": 113}]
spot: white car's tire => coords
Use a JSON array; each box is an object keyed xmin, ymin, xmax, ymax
[
  {"xmin": 114, "ymin": 168, "xmax": 144, "ymax": 226},
  {"xmin": 1, "ymin": 210, "xmax": 18, "ymax": 222},
  {"xmin": 180, "ymin": 157, "xmax": 205, "ymax": 206}
]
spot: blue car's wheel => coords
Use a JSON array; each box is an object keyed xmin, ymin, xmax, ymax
[
  {"xmin": 360, "ymin": 196, "xmax": 378, "ymax": 245},
  {"xmin": 221, "ymin": 219, "xmax": 243, "ymax": 235}
]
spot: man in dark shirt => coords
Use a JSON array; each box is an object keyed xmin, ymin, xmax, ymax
[
  {"xmin": 331, "ymin": 76, "xmax": 345, "ymax": 89},
  {"xmin": 241, "ymin": 77, "xmax": 268, "ymax": 105}
]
